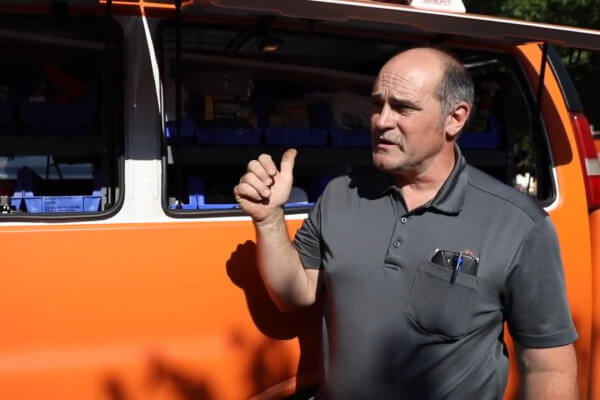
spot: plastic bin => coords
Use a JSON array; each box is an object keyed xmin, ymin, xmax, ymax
[
  {"xmin": 10, "ymin": 197, "xmax": 22, "ymax": 211},
  {"xmin": 284, "ymin": 202, "xmax": 314, "ymax": 208},
  {"xmin": 458, "ymin": 115, "xmax": 501, "ymax": 149},
  {"xmin": 11, "ymin": 167, "xmax": 102, "ymax": 213},
  {"xmin": 330, "ymin": 128, "xmax": 371, "ymax": 147},
  {"xmin": 169, "ymin": 176, "xmax": 241, "ymax": 210},
  {"xmin": 196, "ymin": 126, "xmax": 261, "ymax": 145},
  {"xmin": 283, "ymin": 186, "xmax": 312, "ymax": 208},
  {"xmin": 20, "ymin": 102, "xmax": 96, "ymax": 136},
  {"xmin": 19, "ymin": 194, "xmax": 101, "ymax": 213},
  {"xmin": 165, "ymin": 120, "xmax": 196, "ymax": 144},
  {"xmin": 265, "ymin": 128, "xmax": 327, "ymax": 147},
  {"xmin": 170, "ymin": 176, "xmax": 204, "ymax": 210},
  {"xmin": 171, "ymin": 177, "xmax": 316, "ymax": 211},
  {"xmin": 196, "ymin": 199, "xmax": 240, "ymax": 210}
]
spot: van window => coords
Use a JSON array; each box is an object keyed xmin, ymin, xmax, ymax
[
  {"xmin": 0, "ymin": 15, "xmax": 123, "ymax": 217},
  {"xmin": 160, "ymin": 18, "xmax": 552, "ymax": 215}
]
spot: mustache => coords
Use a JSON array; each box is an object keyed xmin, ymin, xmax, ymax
[{"xmin": 375, "ymin": 131, "xmax": 403, "ymax": 145}]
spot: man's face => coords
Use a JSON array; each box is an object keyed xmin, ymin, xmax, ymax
[{"xmin": 370, "ymin": 54, "xmax": 448, "ymax": 175}]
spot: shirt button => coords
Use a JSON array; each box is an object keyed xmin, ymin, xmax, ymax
[
  {"xmin": 393, "ymin": 240, "xmax": 401, "ymax": 248},
  {"xmin": 401, "ymin": 217, "xmax": 408, "ymax": 224}
]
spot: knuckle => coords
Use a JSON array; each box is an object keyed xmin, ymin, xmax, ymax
[
  {"xmin": 240, "ymin": 173, "xmax": 255, "ymax": 186},
  {"xmin": 258, "ymin": 153, "xmax": 273, "ymax": 164},
  {"xmin": 247, "ymin": 159, "xmax": 260, "ymax": 170},
  {"xmin": 237, "ymin": 183, "xmax": 252, "ymax": 196}
]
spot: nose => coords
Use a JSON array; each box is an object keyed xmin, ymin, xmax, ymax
[{"xmin": 372, "ymin": 103, "xmax": 394, "ymax": 133}]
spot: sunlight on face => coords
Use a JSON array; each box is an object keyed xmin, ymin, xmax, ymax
[{"xmin": 370, "ymin": 53, "xmax": 448, "ymax": 176}]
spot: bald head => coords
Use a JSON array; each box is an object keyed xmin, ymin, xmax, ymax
[
  {"xmin": 383, "ymin": 47, "xmax": 451, "ymax": 73},
  {"xmin": 380, "ymin": 47, "xmax": 474, "ymax": 118}
]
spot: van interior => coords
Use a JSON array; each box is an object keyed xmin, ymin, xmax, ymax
[
  {"xmin": 161, "ymin": 15, "xmax": 553, "ymax": 215},
  {"xmin": 0, "ymin": 11, "xmax": 553, "ymax": 216},
  {"xmin": 0, "ymin": 14, "xmax": 122, "ymax": 216}
]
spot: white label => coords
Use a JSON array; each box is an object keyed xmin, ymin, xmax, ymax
[{"xmin": 409, "ymin": 0, "xmax": 466, "ymax": 13}]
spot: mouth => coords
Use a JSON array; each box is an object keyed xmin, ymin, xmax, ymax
[
  {"xmin": 377, "ymin": 137, "xmax": 395, "ymax": 145},
  {"xmin": 374, "ymin": 136, "xmax": 399, "ymax": 149}
]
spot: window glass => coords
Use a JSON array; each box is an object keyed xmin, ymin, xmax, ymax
[
  {"xmin": 0, "ymin": 15, "xmax": 123, "ymax": 217},
  {"xmin": 160, "ymin": 19, "xmax": 551, "ymax": 215}
]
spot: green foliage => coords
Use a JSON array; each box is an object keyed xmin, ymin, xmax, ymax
[
  {"xmin": 464, "ymin": 0, "xmax": 600, "ymax": 128},
  {"xmin": 464, "ymin": 0, "xmax": 600, "ymax": 28}
]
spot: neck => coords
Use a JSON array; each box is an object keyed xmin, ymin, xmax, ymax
[{"xmin": 394, "ymin": 145, "xmax": 457, "ymax": 211}]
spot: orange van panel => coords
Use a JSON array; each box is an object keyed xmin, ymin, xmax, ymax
[
  {"xmin": 503, "ymin": 44, "xmax": 593, "ymax": 400},
  {"xmin": 0, "ymin": 221, "xmax": 319, "ymax": 399},
  {"xmin": 588, "ymin": 210, "xmax": 600, "ymax": 400},
  {"xmin": 0, "ymin": 43, "xmax": 594, "ymax": 400}
]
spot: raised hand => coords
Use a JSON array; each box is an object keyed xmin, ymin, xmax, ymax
[{"xmin": 234, "ymin": 149, "xmax": 297, "ymax": 223}]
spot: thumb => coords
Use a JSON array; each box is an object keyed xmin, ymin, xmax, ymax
[{"xmin": 280, "ymin": 148, "xmax": 297, "ymax": 177}]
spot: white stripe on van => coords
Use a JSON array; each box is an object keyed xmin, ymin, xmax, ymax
[{"xmin": 141, "ymin": 12, "xmax": 162, "ymax": 116}]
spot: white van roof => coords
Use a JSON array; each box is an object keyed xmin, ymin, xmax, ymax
[
  {"xmin": 6, "ymin": 0, "xmax": 598, "ymax": 51},
  {"xmin": 199, "ymin": 0, "xmax": 600, "ymax": 51}
]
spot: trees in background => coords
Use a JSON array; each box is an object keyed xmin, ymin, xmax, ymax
[{"xmin": 464, "ymin": 0, "xmax": 600, "ymax": 128}]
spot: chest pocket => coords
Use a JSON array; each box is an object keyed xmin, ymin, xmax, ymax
[{"xmin": 406, "ymin": 261, "xmax": 478, "ymax": 339}]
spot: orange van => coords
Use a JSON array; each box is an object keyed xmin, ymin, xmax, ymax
[{"xmin": 1, "ymin": 0, "xmax": 600, "ymax": 399}]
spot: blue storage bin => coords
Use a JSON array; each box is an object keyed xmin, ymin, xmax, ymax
[
  {"xmin": 283, "ymin": 186, "xmax": 311, "ymax": 208},
  {"xmin": 21, "ymin": 194, "xmax": 101, "ymax": 213},
  {"xmin": 458, "ymin": 115, "xmax": 501, "ymax": 149},
  {"xmin": 169, "ymin": 176, "xmax": 203, "ymax": 210},
  {"xmin": 20, "ymin": 102, "xmax": 96, "ymax": 136},
  {"xmin": 12, "ymin": 167, "xmax": 101, "ymax": 213},
  {"xmin": 10, "ymin": 197, "xmax": 22, "ymax": 211},
  {"xmin": 170, "ymin": 194, "xmax": 200, "ymax": 210},
  {"xmin": 170, "ymin": 176, "xmax": 315, "ymax": 211},
  {"xmin": 169, "ymin": 176, "xmax": 241, "ymax": 210},
  {"xmin": 284, "ymin": 202, "xmax": 314, "ymax": 209},
  {"xmin": 165, "ymin": 120, "xmax": 196, "ymax": 144},
  {"xmin": 265, "ymin": 128, "xmax": 327, "ymax": 147},
  {"xmin": 172, "ymin": 193, "xmax": 313, "ymax": 211},
  {"xmin": 330, "ymin": 128, "xmax": 371, "ymax": 148},
  {"xmin": 196, "ymin": 199, "xmax": 240, "ymax": 210},
  {"xmin": 196, "ymin": 126, "xmax": 261, "ymax": 145}
]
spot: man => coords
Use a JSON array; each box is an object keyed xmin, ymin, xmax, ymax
[{"xmin": 233, "ymin": 47, "xmax": 578, "ymax": 399}]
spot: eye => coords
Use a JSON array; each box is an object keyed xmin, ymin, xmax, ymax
[
  {"xmin": 392, "ymin": 104, "xmax": 412, "ymax": 115},
  {"xmin": 371, "ymin": 100, "xmax": 383, "ymax": 112}
]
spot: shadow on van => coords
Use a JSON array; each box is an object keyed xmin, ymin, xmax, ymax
[
  {"xmin": 97, "ymin": 240, "xmax": 321, "ymax": 400},
  {"xmin": 227, "ymin": 240, "xmax": 323, "ymax": 395}
]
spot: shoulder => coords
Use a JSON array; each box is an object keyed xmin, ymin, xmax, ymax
[
  {"xmin": 320, "ymin": 174, "xmax": 352, "ymax": 199},
  {"xmin": 466, "ymin": 165, "xmax": 547, "ymax": 224}
]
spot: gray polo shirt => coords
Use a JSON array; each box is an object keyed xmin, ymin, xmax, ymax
[{"xmin": 294, "ymin": 148, "xmax": 577, "ymax": 399}]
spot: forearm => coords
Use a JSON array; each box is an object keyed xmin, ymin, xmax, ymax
[
  {"xmin": 520, "ymin": 370, "xmax": 578, "ymax": 399},
  {"xmin": 255, "ymin": 209, "xmax": 316, "ymax": 309},
  {"xmin": 517, "ymin": 344, "xmax": 578, "ymax": 400}
]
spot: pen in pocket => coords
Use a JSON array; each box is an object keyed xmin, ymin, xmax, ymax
[{"xmin": 450, "ymin": 252, "xmax": 463, "ymax": 284}]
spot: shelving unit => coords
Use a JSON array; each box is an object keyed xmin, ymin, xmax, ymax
[
  {"xmin": 0, "ymin": 135, "xmax": 105, "ymax": 157},
  {"xmin": 168, "ymin": 143, "xmax": 510, "ymax": 169}
]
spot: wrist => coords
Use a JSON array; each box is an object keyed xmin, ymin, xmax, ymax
[{"xmin": 253, "ymin": 208, "xmax": 285, "ymax": 231}]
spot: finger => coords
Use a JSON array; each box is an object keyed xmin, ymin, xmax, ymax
[
  {"xmin": 258, "ymin": 153, "xmax": 278, "ymax": 177},
  {"xmin": 234, "ymin": 182, "xmax": 263, "ymax": 202},
  {"xmin": 247, "ymin": 160, "xmax": 272, "ymax": 185},
  {"xmin": 280, "ymin": 148, "xmax": 297, "ymax": 176},
  {"xmin": 240, "ymin": 173, "xmax": 271, "ymax": 198}
]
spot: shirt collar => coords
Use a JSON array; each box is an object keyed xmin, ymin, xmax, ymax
[
  {"xmin": 428, "ymin": 146, "xmax": 468, "ymax": 214},
  {"xmin": 368, "ymin": 145, "xmax": 469, "ymax": 215}
]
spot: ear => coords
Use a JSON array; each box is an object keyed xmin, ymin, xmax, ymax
[{"xmin": 445, "ymin": 101, "xmax": 471, "ymax": 140}]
